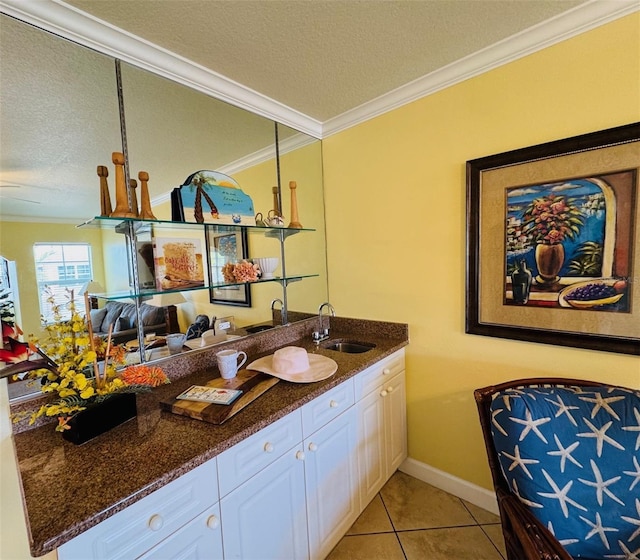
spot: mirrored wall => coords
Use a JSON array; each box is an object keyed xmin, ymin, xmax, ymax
[{"xmin": 0, "ymin": 13, "xmax": 328, "ymax": 400}]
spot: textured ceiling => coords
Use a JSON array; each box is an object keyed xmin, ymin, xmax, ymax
[
  {"xmin": 0, "ymin": 0, "xmax": 608, "ymax": 221},
  {"xmin": 65, "ymin": 0, "xmax": 587, "ymax": 122}
]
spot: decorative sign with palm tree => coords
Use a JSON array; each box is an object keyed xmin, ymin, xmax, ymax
[{"xmin": 172, "ymin": 170, "xmax": 256, "ymax": 226}]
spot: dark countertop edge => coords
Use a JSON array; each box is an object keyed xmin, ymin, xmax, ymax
[{"xmin": 14, "ymin": 316, "xmax": 408, "ymax": 557}]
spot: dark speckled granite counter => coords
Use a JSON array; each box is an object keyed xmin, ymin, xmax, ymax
[{"xmin": 10, "ymin": 316, "xmax": 408, "ymax": 557}]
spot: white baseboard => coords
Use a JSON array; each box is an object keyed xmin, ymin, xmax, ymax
[{"xmin": 399, "ymin": 457, "xmax": 499, "ymax": 516}]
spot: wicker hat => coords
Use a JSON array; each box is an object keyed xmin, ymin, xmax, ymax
[{"xmin": 247, "ymin": 346, "xmax": 337, "ymax": 383}]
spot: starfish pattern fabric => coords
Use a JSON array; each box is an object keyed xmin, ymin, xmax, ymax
[{"xmin": 490, "ymin": 385, "xmax": 640, "ymax": 559}]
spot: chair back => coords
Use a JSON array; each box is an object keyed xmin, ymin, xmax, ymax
[{"xmin": 474, "ymin": 377, "xmax": 616, "ymax": 560}]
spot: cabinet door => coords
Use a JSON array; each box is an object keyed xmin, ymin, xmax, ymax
[
  {"xmin": 58, "ymin": 460, "xmax": 218, "ymax": 560},
  {"xmin": 138, "ymin": 504, "xmax": 223, "ymax": 560},
  {"xmin": 356, "ymin": 388, "xmax": 386, "ymax": 508},
  {"xmin": 220, "ymin": 447, "xmax": 308, "ymax": 560},
  {"xmin": 384, "ymin": 371, "xmax": 407, "ymax": 473},
  {"xmin": 304, "ymin": 406, "xmax": 360, "ymax": 560}
]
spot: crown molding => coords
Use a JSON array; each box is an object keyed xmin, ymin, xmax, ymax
[
  {"xmin": 1, "ymin": 0, "xmax": 636, "ymax": 142},
  {"xmin": 0, "ymin": 0, "xmax": 323, "ymax": 138},
  {"xmin": 322, "ymin": 0, "xmax": 640, "ymax": 138}
]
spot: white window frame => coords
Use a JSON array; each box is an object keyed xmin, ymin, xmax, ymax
[{"xmin": 34, "ymin": 243, "xmax": 93, "ymax": 323}]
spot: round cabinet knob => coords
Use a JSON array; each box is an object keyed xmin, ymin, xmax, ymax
[
  {"xmin": 308, "ymin": 442, "xmax": 318, "ymax": 452},
  {"xmin": 296, "ymin": 450, "xmax": 305, "ymax": 461},
  {"xmin": 329, "ymin": 400, "xmax": 338, "ymax": 408},
  {"xmin": 148, "ymin": 514, "xmax": 164, "ymax": 531},
  {"xmin": 264, "ymin": 442, "xmax": 274, "ymax": 453},
  {"xmin": 380, "ymin": 390, "xmax": 388, "ymax": 397},
  {"xmin": 387, "ymin": 386, "xmax": 394, "ymax": 393},
  {"xmin": 382, "ymin": 368, "xmax": 391, "ymax": 375},
  {"xmin": 206, "ymin": 515, "xmax": 220, "ymax": 529}
]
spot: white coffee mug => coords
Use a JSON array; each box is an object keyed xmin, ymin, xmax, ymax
[
  {"xmin": 216, "ymin": 349, "xmax": 247, "ymax": 380},
  {"xmin": 166, "ymin": 333, "xmax": 186, "ymax": 354}
]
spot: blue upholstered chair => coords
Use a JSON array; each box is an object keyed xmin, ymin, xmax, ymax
[{"xmin": 475, "ymin": 378, "xmax": 639, "ymax": 560}]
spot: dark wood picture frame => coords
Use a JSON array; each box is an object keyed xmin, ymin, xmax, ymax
[
  {"xmin": 466, "ymin": 122, "xmax": 640, "ymax": 355},
  {"xmin": 205, "ymin": 225, "xmax": 252, "ymax": 307}
]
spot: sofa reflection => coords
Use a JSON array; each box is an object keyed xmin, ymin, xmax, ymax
[{"xmin": 90, "ymin": 300, "xmax": 180, "ymax": 345}]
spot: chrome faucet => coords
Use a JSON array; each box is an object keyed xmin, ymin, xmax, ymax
[
  {"xmin": 313, "ymin": 302, "xmax": 335, "ymax": 343},
  {"xmin": 271, "ymin": 298, "xmax": 285, "ymax": 325}
]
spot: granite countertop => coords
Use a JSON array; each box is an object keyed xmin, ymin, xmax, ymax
[{"xmin": 10, "ymin": 316, "xmax": 408, "ymax": 557}]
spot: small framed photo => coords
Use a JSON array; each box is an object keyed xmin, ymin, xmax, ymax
[{"xmin": 205, "ymin": 225, "xmax": 252, "ymax": 307}]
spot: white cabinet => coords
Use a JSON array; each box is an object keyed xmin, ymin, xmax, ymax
[
  {"xmin": 355, "ymin": 350, "xmax": 407, "ymax": 507},
  {"xmin": 220, "ymin": 446, "xmax": 309, "ymax": 560},
  {"xmin": 217, "ymin": 409, "xmax": 303, "ymax": 498},
  {"xmin": 304, "ymin": 405, "xmax": 360, "ymax": 560},
  {"xmin": 217, "ymin": 410, "xmax": 308, "ymax": 560},
  {"xmin": 356, "ymin": 384, "xmax": 387, "ymax": 506},
  {"xmin": 57, "ymin": 460, "xmax": 219, "ymax": 560},
  {"xmin": 57, "ymin": 349, "xmax": 407, "ymax": 560},
  {"xmin": 138, "ymin": 504, "xmax": 223, "ymax": 560}
]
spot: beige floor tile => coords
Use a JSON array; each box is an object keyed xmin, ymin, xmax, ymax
[
  {"xmin": 463, "ymin": 499, "xmax": 501, "ymax": 525},
  {"xmin": 482, "ymin": 523, "xmax": 507, "ymax": 559},
  {"xmin": 380, "ymin": 471, "xmax": 476, "ymax": 530},
  {"xmin": 325, "ymin": 533, "xmax": 405, "ymax": 560},
  {"xmin": 398, "ymin": 526, "xmax": 505, "ymax": 560},
  {"xmin": 346, "ymin": 494, "xmax": 394, "ymax": 535}
]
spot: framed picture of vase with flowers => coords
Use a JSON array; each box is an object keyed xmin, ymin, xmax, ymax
[{"xmin": 466, "ymin": 122, "xmax": 640, "ymax": 355}]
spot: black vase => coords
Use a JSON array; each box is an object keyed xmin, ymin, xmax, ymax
[
  {"xmin": 62, "ymin": 392, "xmax": 137, "ymax": 445},
  {"xmin": 511, "ymin": 260, "xmax": 532, "ymax": 304}
]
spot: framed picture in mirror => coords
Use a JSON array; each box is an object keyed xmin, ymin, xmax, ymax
[{"xmin": 206, "ymin": 226, "xmax": 252, "ymax": 307}]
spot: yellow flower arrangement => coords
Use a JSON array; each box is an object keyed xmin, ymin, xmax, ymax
[{"xmin": 26, "ymin": 288, "xmax": 169, "ymax": 432}]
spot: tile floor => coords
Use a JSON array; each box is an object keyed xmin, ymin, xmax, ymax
[{"xmin": 326, "ymin": 471, "xmax": 507, "ymax": 560}]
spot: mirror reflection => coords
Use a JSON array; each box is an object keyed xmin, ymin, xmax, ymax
[
  {"xmin": 0, "ymin": 14, "xmax": 121, "ymax": 341},
  {"xmin": 0, "ymin": 15, "xmax": 328, "ymax": 401},
  {"xmin": 118, "ymin": 63, "xmax": 328, "ymax": 350}
]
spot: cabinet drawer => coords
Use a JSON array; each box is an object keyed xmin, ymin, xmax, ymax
[
  {"xmin": 58, "ymin": 460, "xmax": 218, "ymax": 560},
  {"xmin": 301, "ymin": 379, "xmax": 354, "ymax": 438},
  {"xmin": 354, "ymin": 349, "xmax": 405, "ymax": 399},
  {"xmin": 217, "ymin": 409, "xmax": 302, "ymax": 497},
  {"xmin": 138, "ymin": 504, "xmax": 223, "ymax": 560}
]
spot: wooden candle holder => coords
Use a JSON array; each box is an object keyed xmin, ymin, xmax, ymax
[
  {"xmin": 138, "ymin": 171, "xmax": 157, "ymax": 220},
  {"xmin": 288, "ymin": 181, "xmax": 302, "ymax": 229},
  {"xmin": 97, "ymin": 165, "xmax": 112, "ymax": 217},
  {"xmin": 110, "ymin": 152, "xmax": 136, "ymax": 218},
  {"xmin": 129, "ymin": 178, "xmax": 139, "ymax": 217}
]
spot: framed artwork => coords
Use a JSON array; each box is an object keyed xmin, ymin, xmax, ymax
[
  {"xmin": 466, "ymin": 122, "xmax": 640, "ymax": 355},
  {"xmin": 205, "ymin": 225, "xmax": 252, "ymax": 307}
]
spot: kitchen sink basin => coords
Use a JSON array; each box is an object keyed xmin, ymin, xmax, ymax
[
  {"xmin": 322, "ymin": 340, "xmax": 376, "ymax": 353},
  {"xmin": 245, "ymin": 324, "xmax": 275, "ymax": 333}
]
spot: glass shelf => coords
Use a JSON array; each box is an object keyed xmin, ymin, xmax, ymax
[
  {"xmin": 90, "ymin": 274, "xmax": 319, "ymax": 301},
  {"xmin": 77, "ymin": 216, "xmax": 315, "ymax": 234}
]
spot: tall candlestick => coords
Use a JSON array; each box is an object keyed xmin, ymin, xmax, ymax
[
  {"xmin": 110, "ymin": 152, "xmax": 136, "ymax": 218},
  {"xmin": 97, "ymin": 165, "xmax": 112, "ymax": 216},
  {"xmin": 272, "ymin": 186, "xmax": 282, "ymax": 218},
  {"xmin": 288, "ymin": 181, "xmax": 302, "ymax": 229},
  {"xmin": 138, "ymin": 171, "xmax": 157, "ymax": 220},
  {"xmin": 129, "ymin": 179, "xmax": 139, "ymax": 217}
]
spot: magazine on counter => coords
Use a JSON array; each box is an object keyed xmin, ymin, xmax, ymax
[{"xmin": 176, "ymin": 385, "xmax": 242, "ymax": 405}]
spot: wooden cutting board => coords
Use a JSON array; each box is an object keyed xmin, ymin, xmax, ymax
[{"xmin": 161, "ymin": 369, "xmax": 279, "ymax": 424}]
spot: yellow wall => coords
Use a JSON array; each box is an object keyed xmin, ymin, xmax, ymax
[
  {"xmin": 0, "ymin": 221, "xmax": 106, "ymax": 339},
  {"xmin": 322, "ymin": 14, "xmax": 640, "ymax": 489}
]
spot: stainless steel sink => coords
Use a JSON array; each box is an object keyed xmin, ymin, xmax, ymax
[
  {"xmin": 322, "ymin": 340, "xmax": 376, "ymax": 353},
  {"xmin": 245, "ymin": 324, "xmax": 274, "ymax": 333}
]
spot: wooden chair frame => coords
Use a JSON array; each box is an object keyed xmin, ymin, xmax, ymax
[{"xmin": 474, "ymin": 377, "xmax": 610, "ymax": 560}]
